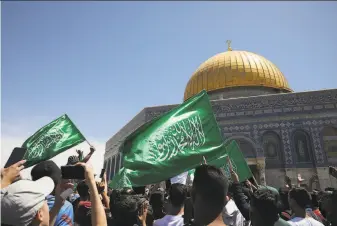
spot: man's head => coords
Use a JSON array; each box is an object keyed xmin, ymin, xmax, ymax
[
  {"xmin": 67, "ymin": 155, "xmax": 80, "ymax": 165},
  {"xmin": 1, "ymin": 177, "xmax": 54, "ymax": 226},
  {"xmin": 150, "ymin": 190, "xmax": 165, "ymax": 209},
  {"xmin": 113, "ymin": 194, "xmax": 149, "ymax": 226},
  {"xmin": 192, "ymin": 165, "xmax": 228, "ymax": 225},
  {"xmin": 77, "ymin": 180, "xmax": 90, "ymax": 199},
  {"xmin": 321, "ymin": 190, "xmax": 337, "ymax": 224},
  {"xmin": 250, "ymin": 187, "xmax": 280, "ymax": 226},
  {"xmin": 31, "ymin": 160, "xmax": 61, "ymax": 188},
  {"xmin": 169, "ymin": 183, "xmax": 187, "ymax": 209},
  {"xmin": 288, "ymin": 187, "xmax": 312, "ymax": 211},
  {"xmin": 279, "ymin": 187, "xmax": 290, "ymax": 211}
]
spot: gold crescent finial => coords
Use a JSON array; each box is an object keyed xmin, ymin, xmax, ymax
[{"xmin": 226, "ymin": 40, "xmax": 232, "ymax": 51}]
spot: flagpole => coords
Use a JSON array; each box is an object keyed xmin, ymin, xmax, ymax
[
  {"xmin": 251, "ymin": 175, "xmax": 259, "ymax": 188},
  {"xmin": 86, "ymin": 139, "xmax": 92, "ymax": 147}
]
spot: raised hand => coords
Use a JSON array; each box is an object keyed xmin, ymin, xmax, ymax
[
  {"xmin": 1, "ymin": 160, "xmax": 26, "ymax": 188},
  {"xmin": 90, "ymin": 146, "xmax": 96, "ymax": 154},
  {"xmin": 138, "ymin": 201, "xmax": 149, "ymax": 226},
  {"xmin": 227, "ymin": 156, "xmax": 239, "ymax": 183}
]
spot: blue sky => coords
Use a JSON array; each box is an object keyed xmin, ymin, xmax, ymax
[{"xmin": 2, "ymin": 2, "xmax": 337, "ymax": 145}]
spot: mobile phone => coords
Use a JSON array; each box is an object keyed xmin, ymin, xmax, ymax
[
  {"xmin": 61, "ymin": 165, "xmax": 85, "ymax": 180},
  {"xmin": 4, "ymin": 147, "xmax": 27, "ymax": 168},
  {"xmin": 60, "ymin": 188, "xmax": 74, "ymax": 200},
  {"xmin": 100, "ymin": 168, "xmax": 105, "ymax": 179}
]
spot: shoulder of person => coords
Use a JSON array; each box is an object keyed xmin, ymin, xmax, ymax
[
  {"xmin": 59, "ymin": 200, "xmax": 74, "ymax": 213},
  {"xmin": 275, "ymin": 218, "xmax": 292, "ymax": 226},
  {"xmin": 307, "ymin": 218, "xmax": 325, "ymax": 226},
  {"xmin": 63, "ymin": 200, "xmax": 73, "ymax": 208},
  {"xmin": 47, "ymin": 194, "xmax": 55, "ymax": 201},
  {"xmin": 153, "ymin": 219, "xmax": 160, "ymax": 226}
]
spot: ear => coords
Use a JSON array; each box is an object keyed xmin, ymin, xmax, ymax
[
  {"xmin": 225, "ymin": 196, "xmax": 230, "ymax": 202},
  {"xmin": 35, "ymin": 207, "xmax": 44, "ymax": 222}
]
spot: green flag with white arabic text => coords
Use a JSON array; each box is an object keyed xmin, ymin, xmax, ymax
[
  {"xmin": 212, "ymin": 140, "xmax": 252, "ymax": 182},
  {"xmin": 22, "ymin": 114, "xmax": 86, "ymax": 167},
  {"xmin": 110, "ymin": 90, "xmax": 226, "ymax": 189},
  {"xmin": 185, "ymin": 141, "xmax": 252, "ymax": 183}
]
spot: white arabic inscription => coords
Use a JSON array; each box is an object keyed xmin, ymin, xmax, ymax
[
  {"xmin": 26, "ymin": 128, "xmax": 64, "ymax": 160},
  {"xmin": 148, "ymin": 115, "xmax": 206, "ymax": 161}
]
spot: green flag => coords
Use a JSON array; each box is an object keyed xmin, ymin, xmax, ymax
[
  {"xmin": 110, "ymin": 90, "xmax": 226, "ymax": 189},
  {"xmin": 210, "ymin": 141, "xmax": 252, "ymax": 182},
  {"xmin": 184, "ymin": 141, "xmax": 252, "ymax": 183},
  {"xmin": 22, "ymin": 114, "xmax": 86, "ymax": 167}
]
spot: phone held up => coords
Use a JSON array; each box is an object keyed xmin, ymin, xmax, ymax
[
  {"xmin": 5, "ymin": 147, "xmax": 27, "ymax": 168},
  {"xmin": 61, "ymin": 165, "xmax": 85, "ymax": 180}
]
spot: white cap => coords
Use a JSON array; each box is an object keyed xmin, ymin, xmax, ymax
[{"xmin": 1, "ymin": 177, "xmax": 54, "ymax": 226}]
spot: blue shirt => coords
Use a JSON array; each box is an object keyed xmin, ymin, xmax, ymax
[
  {"xmin": 47, "ymin": 195, "xmax": 74, "ymax": 226},
  {"xmin": 69, "ymin": 193, "xmax": 80, "ymax": 203}
]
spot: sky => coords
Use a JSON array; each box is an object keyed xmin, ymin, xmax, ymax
[{"xmin": 2, "ymin": 2, "xmax": 337, "ymax": 176}]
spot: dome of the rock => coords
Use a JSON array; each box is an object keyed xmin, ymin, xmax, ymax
[{"xmin": 184, "ymin": 43, "xmax": 292, "ymax": 100}]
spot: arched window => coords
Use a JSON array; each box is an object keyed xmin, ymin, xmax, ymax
[
  {"xmin": 231, "ymin": 138, "xmax": 256, "ymax": 158},
  {"xmin": 293, "ymin": 130, "xmax": 311, "ymax": 162},
  {"xmin": 262, "ymin": 131, "xmax": 282, "ymax": 159},
  {"xmin": 322, "ymin": 127, "xmax": 337, "ymax": 164}
]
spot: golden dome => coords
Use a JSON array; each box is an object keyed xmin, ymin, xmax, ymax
[{"xmin": 184, "ymin": 45, "xmax": 292, "ymax": 100}]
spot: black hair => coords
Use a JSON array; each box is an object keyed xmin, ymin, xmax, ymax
[
  {"xmin": 227, "ymin": 182, "xmax": 234, "ymax": 198},
  {"xmin": 169, "ymin": 183, "xmax": 187, "ymax": 208},
  {"xmin": 110, "ymin": 189, "xmax": 122, "ymax": 217},
  {"xmin": 67, "ymin": 155, "xmax": 80, "ymax": 165},
  {"xmin": 149, "ymin": 191, "xmax": 166, "ymax": 220},
  {"xmin": 77, "ymin": 180, "xmax": 89, "ymax": 198},
  {"xmin": 133, "ymin": 186, "xmax": 146, "ymax": 195},
  {"xmin": 311, "ymin": 192, "xmax": 319, "ymax": 208},
  {"xmin": 325, "ymin": 187, "xmax": 336, "ymax": 192},
  {"xmin": 186, "ymin": 186, "xmax": 192, "ymax": 198},
  {"xmin": 278, "ymin": 187, "xmax": 290, "ymax": 211},
  {"xmin": 146, "ymin": 205, "xmax": 154, "ymax": 226},
  {"xmin": 192, "ymin": 165, "xmax": 228, "ymax": 225},
  {"xmin": 289, "ymin": 187, "xmax": 312, "ymax": 209},
  {"xmin": 31, "ymin": 160, "xmax": 61, "ymax": 188},
  {"xmin": 150, "ymin": 191, "xmax": 165, "ymax": 207},
  {"xmin": 113, "ymin": 194, "xmax": 148, "ymax": 226},
  {"xmin": 251, "ymin": 188, "xmax": 280, "ymax": 224},
  {"xmin": 121, "ymin": 187, "xmax": 135, "ymax": 195}
]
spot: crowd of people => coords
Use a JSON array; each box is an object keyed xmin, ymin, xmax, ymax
[{"xmin": 1, "ymin": 146, "xmax": 337, "ymax": 226}]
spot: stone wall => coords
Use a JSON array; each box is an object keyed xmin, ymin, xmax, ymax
[
  {"xmin": 208, "ymin": 86, "xmax": 286, "ymax": 100},
  {"xmin": 105, "ymin": 89, "xmax": 337, "ymax": 187},
  {"xmin": 265, "ymin": 169, "xmax": 286, "ymax": 188},
  {"xmin": 105, "ymin": 109, "xmax": 146, "ymax": 159}
]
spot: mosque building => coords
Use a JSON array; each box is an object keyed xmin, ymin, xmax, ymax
[{"xmin": 104, "ymin": 41, "xmax": 337, "ymax": 189}]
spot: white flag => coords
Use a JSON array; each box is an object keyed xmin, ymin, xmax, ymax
[{"xmin": 170, "ymin": 172, "xmax": 188, "ymax": 185}]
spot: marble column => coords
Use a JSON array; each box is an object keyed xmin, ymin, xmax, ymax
[{"xmin": 256, "ymin": 157, "xmax": 266, "ymax": 186}]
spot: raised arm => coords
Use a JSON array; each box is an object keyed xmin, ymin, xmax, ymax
[
  {"xmin": 227, "ymin": 156, "xmax": 251, "ymax": 220},
  {"xmin": 81, "ymin": 146, "xmax": 96, "ymax": 163},
  {"xmin": 1, "ymin": 160, "xmax": 26, "ymax": 189},
  {"xmin": 77, "ymin": 162, "xmax": 107, "ymax": 226}
]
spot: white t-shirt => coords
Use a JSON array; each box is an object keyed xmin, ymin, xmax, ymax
[
  {"xmin": 153, "ymin": 215, "xmax": 184, "ymax": 226},
  {"xmin": 288, "ymin": 217, "xmax": 324, "ymax": 226},
  {"xmin": 222, "ymin": 199, "xmax": 247, "ymax": 226}
]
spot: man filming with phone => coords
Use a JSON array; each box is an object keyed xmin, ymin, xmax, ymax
[{"xmin": 31, "ymin": 160, "xmax": 75, "ymax": 226}]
